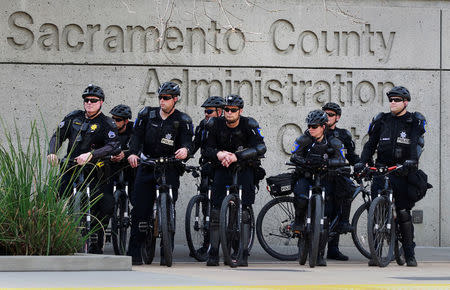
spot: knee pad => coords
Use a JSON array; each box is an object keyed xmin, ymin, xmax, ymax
[
  {"xmin": 397, "ymin": 209, "xmax": 412, "ymax": 223},
  {"xmin": 242, "ymin": 207, "xmax": 251, "ymax": 224},
  {"xmin": 295, "ymin": 197, "xmax": 308, "ymax": 211}
]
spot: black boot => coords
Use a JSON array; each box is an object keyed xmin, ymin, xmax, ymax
[
  {"xmin": 317, "ymin": 250, "xmax": 327, "ymax": 266},
  {"xmin": 317, "ymin": 224, "xmax": 328, "ymax": 266},
  {"xmin": 128, "ymin": 235, "xmax": 143, "ymax": 266},
  {"xmin": 327, "ymin": 236, "xmax": 348, "ymax": 261},
  {"xmin": 206, "ymin": 209, "xmax": 220, "ymax": 266}
]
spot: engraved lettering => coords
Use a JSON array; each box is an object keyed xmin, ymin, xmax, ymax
[
  {"xmin": 62, "ymin": 24, "xmax": 84, "ymax": 52},
  {"xmin": 104, "ymin": 25, "xmax": 124, "ymax": 52},
  {"xmin": 165, "ymin": 27, "xmax": 183, "ymax": 53},
  {"xmin": 7, "ymin": 11, "xmax": 34, "ymax": 50},
  {"xmin": 38, "ymin": 24, "xmax": 59, "ymax": 51}
]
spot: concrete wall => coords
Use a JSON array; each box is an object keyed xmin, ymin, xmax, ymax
[{"xmin": 0, "ymin": 0, "xmax": 446, "ymax": 246}]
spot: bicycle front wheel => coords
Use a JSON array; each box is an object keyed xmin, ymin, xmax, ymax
[
  {"xmin": 160, "ymin": 193, "xmax": 173, "ymax": 267},
  {"xmin": 220, "ymin": 194, "xmax": 241, "ymax": 268},
  {"xmin": 111, "ymin": 190, "xmax": 130, "ymax": 255},
  {"xmin": 351, "ymin": 202, "xmax": 371, "ymax": 259},
  {"xmin": 367, "ymin": 196, "xmax": 395, "ymax": 267},
  {"xmin": 308, "ymin": 194, "xmax": 322, "ymax": 268},
  {"xmin": 256, "ymin": 196, "xmax": 298, "ymax": 261},
  {"xmin": 185, "ymin": 194, "xmax": 209, "ymax": 262}
]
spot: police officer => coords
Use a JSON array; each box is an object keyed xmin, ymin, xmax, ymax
[
  {"xmin": 191, "ymin": 96, "xmax": 225, "ymax": 257},
  {"xmin": 127, "ymin": 81, "xmax": 194, "ymax": 266},
  {"xmin": 355, "ymin": 86, "xmax": 426, "ymax": 267},
  {"xmin": 109, "ymin": 104, "xmax": 136, "ymax": 205},
  {"xmin": 290, "ymin": 110, "xmax": 346, "ymax": 266},
  {"xmin": 47, "ymin": 84, "xmax": 120, "ymax": 254},
  {"xmin": 203, "ymin": 94, "xmax": 266, "ymax": 267},
  {"xmin": 322, "ymin": 102, "xmax": 360, "ymax": 261}
]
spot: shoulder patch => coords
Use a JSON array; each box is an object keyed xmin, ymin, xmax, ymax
[{"xmin": 108, "ymin": 131, "xmax": 116, "ymax": 139}]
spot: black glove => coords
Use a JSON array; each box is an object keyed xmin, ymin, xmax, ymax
[
  {"xmin": 354, "ymin": 162, "xmax": 365, "ymax": 174},
  {"xmin": 403, "ymin": 160, "xmax": 418, "ymax": 169},
  {"xmin": 290, "ymin": 155, "xmax": 306, "ymax": 166}
]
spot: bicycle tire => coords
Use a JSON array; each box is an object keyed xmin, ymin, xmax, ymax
[
  {"xmin": 256, "ymin": 196, "xmax": 298, "ymax": 261},
  {"xmin": 142, "ymin": 228, "xmax": 157, "ymax": 264},
  {"xmin": 368, "ymin": 196, "xmax": 395, "ymax": 267},
  {"xmin": 185, "ymin": 194, "xmax": 209, "ymax": 262},
  {"xmin": 160, "ymin": 193, "xmax": 173, "ymax": 267},
  {"xmin": 220, "ymin": 194, "xmax": 240, "ymax": 268},
  {"xmin": 351, "ymin": 202, "xmax": 371, "ymax": 259},
  {"xmin": 111, "ymin": 190, "xmax": 129, "ymax": 255},
  {"xmin": 248, "ymin": 206, "xmax": 256, "ymax": 253},
  {"xmin": 308, "ymin": 194, "xmax": 322, "ymax": 268},
  {"xmin": 298, "ymin": 232, "xmax": 308, "ymax": 265}
]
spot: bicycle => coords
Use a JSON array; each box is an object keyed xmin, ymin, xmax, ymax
[
  {"xmin": 184, "ymin": 164, "xmax": 212, "ymax": 262},
  {"xmin": 110, "ymin": 165, "xmax": 132, "ymax": 255},
  {"xmin": 366, "ymin": 165, "xmax": 406, "ymax": 267},
  {"xmin": 62, "ymin": 158, "xmax": 106, "ymax": 254},
  {"xmin": 219, "ymin": 162, "xmax": 256, "ymax": 268},
  {"xmin": 139, "ymin": 156, "xmax": 181, "ymax": 267}
]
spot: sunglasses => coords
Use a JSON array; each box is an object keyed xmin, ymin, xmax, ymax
[
  {"xmin": 112, "ymin": 117, "xmax": 124, "ymax": 122},
  {"xmin": 308, "ymin": 124, "xmax": 320, "ymax": 129},
  {"xmin": 84, "ymin": 98, "xmax": 100, "ymax": 103},
  {"xmin": 158, "ymin": 95, "xmax": 173, "ymax": 101},
  {"xmin": 204, "ymin": 109, "xmax": 215, "ymax": 114},
  {"xmin": 326, "ymin": 112, "xmax": 336, "ymax": 117},
  {"xmin": 224, "ymin": 107, "xmax": 239, "ymax": 113},
  {"xmin": 389, "ymin": 98, "xmax": 404, "ymax": 103}
]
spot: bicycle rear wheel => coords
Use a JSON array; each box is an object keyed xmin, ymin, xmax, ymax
[
  {"xmin": 248, "ymin": 207, "xmax": 256, "ymax": 253},
  {"xmin": 256, "ymin": 196, "xmax": 298, "ymax": 261},
  {"xmin": 351, "ymin": 202, "xmax": 371, "ymax": 259},
  {"xmin": 111, "ymin": 190, "xmax": 130, "ymax": 255},
  {"xmin": 185, "ymin": 194, "xmax": 209, "ymax": 262},
  {"xmin": 220, "ymin": 194, "xmax": 241, "ymax": 268},
  {"xmin": 160, "ymin": 193, "xmax": 173, "ymax": 267},
  {"xmin": 368, "ymin": 196, "xmax": 395, "ymax": 267},
  {"xmin": 308, "ymin": 194, "xmax": 322, "ymax": 268}
]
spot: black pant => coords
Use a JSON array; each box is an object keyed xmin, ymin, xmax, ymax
[
  {"xmin": 371, "ymin": 174, "xmax": 415, "ymax": 211},
  {"xmin": 107, "ymin": 162, "xmax": 137, "ymax": 206},
  {"xmin": 211, "ymin": 166, "xmax": 255, "ymax": 207},
  {"xmin": 128, "ymin": 165, "xmax": 180, "ymax": 257}
]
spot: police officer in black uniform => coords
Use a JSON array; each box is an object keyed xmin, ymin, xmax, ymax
[
  {"xmin": 109, "ymin": 104, "xmax": 136, "ymax": 204},
  {"xmin": 322, "ymin": 102, "xmax": 360, "ymax": 261},
  {"xmin": 355, "ymin": 86, "xmax": 426, "ymax": 267},
  {"xmin": 191, "ymin": 96, "xmax": 225, "ymax": 257},
  {"xmin": 203, "ymin": 94, "xmax": 266, "ymax": 267},
  {"xmin": 47, "ymin": 84, "xmax": 121, "ymax": 254},
  {"xmin": 127, "ymin": 81, "xmax": 194, "ymax": 266},
  {"xmin": 290, "ymin": 109, "xmax": 346, "ymax": 266}
]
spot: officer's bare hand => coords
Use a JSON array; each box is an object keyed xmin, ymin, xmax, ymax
[
  {"xmin": 47, "ymin": 154, "xmax": 59, "ymax": 166},
  {"xmin": 111, "ymin": 151, "xmax": 125, "ymax": 162},
  {"xmin": 222, "ymin": 153, "xmax": 237, "ymax": 167},
  {"xmin": 217, "ymin": 151, "xmax": 231, "ymax": 162},
  {"xmin": 175, "ymin": 148, "xmax": 188, "ymax": 160},
  {"xmin": 75, "ymin": 152, "xmax": 93, "ymax": 165},
  {"xmin": 128, "ymin": 154, "xmax": 140, "ymax": 168}
]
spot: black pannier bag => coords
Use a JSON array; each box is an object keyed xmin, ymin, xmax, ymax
[
  {"xmin": 408, "ymin": 169, "xmax": 433, "ymax": 202},
  {"xmin": 266, "ymin": 172, "xmax": 296, "ymax": 197}
]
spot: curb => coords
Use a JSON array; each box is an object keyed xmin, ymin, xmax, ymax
[{"xmin": 0, "ymin": 254, "xmax": 131, "ymax": 271}]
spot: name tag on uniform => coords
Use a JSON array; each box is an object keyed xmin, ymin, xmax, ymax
[
  {"xmin": 397, "ymin": 137, "xmax": 410, "ymax": 144},
  {"xmin": 161, "ymin": 138, "xmax": 174, "ymax": 146}
]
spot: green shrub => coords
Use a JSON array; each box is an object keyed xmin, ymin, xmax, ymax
[{"xmin": 0, "ymin": 121, "xmax": 94, "ymax": 255}]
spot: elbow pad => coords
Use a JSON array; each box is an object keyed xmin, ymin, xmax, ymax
[{"xmin": 255, "ymin": 143, "xmax": 267, "ymax": 155}]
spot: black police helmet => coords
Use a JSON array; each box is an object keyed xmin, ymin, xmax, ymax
[
  {"xmin": 306, "ymin": 110, "xmax": 328, "ymax": 126},
  {"xmin": 386, "ymin": 86, "xmax": 411, "ymax": 101},
  {"xmin": 82, "ymin": 84, "xmax": 105, "ymax": 100},
  {"xmin": 158, "ymin": 81, "xmax": 180, "ymax": 97},
  {"xmin": 225, "ymin": 94, "xmax": 244, "ymax": 108},
  {"xmin": 201, "ymin": 96, "xmax": 225, "ymax": 108},
  {"xmin": 322, "ymin": 102, "xmax": 342, "ymax": 115},
  {"xmin": 110, "ymin": 104, "xmax": 132, "ymax": 119}
]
